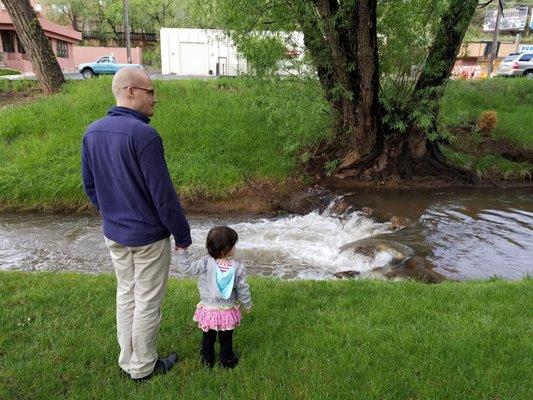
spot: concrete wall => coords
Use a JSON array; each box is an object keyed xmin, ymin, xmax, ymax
[
  {"xmin": 459, "ymin": 42, "xmax": 521, "ymax": 58},
  {"xmin": 72, "ymin": 46, "xmax": 142, "ymax": 67}
]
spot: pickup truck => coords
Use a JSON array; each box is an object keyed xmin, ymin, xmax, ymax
[{"xmin": 78, "ymin": 56, "xmax": 143, "ymax": 78}]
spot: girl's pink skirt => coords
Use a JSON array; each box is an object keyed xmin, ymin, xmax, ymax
[{"xmin": 193, "ymin": 304, "xmax": 242, "ymax": 332}]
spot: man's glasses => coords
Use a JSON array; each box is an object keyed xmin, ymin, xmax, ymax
[{"xmin": 122, "ymin": 86, "xmax": 155, "ymax": 96}]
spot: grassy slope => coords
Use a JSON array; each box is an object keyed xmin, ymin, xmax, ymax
[
  {"xmin": 439, "ymin": 78, "xmax": 533, "ymax": 149},
  {"xmin": 0, "ymin": 77, "xmax": 531, "ymax": 209},
  {"xmin": 0, "ymin": 77, "xmax": 328, "ymax": 208},
  {"xmin": 438, "ymin": 78, "xmax": 533, "ymax": 179},
  {"xmin": 0, "ymin": 271, "xmax": 531, "ymax": 399}
]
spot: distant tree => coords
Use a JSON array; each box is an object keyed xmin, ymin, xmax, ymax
[
  {"xmin": 43, "ymin": 0, "xmax": 197, "ymax": 44},
  {"xmin": 42, "ymin": 0, "xmax": 88, "ymax": 31},
  {"xmin": 3, "ymin": 0, "xmax": 65, "ymax": 94}
]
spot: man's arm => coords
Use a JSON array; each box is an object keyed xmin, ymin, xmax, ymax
[
  {"xmin": 138, "ymin": 135, "xmax": 192, "ymax": 247},
  {"xmin": 81, "ymin": 143, "xmax": 99, "ymax": 210}
]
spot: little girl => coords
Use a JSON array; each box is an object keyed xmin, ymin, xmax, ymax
[{"xmin": 176, "ymin": 225, "xmax": 252, "ymax": 368}]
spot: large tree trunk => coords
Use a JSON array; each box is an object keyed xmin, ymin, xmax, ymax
[
  {"xmin": 3, "ymin": 0, "xmax": 65, "ymax": 94},
  {"xmin": 304, "ymin": 0, "xmax": 479, "ymax": 183},
  {"xmin": 300, "ymin": 0, "xmax": 381, "ymax": 166}
]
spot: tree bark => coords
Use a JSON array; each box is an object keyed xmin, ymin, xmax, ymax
[
  {"xmin": 299, "ymin": 0, "xmax": 381, "ymax": 166},
  {"xmin": 3, "ymin": 0, "xmax": 65, "ymax": 94}
]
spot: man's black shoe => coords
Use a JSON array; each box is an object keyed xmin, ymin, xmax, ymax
[{"xmin": 131, "ymin": 353, "xmax": 179, "ymax": 382}]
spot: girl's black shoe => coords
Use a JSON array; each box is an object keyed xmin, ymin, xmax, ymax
[
  {"xmin": 201, "ymin": 354, "xmax": 215, "ymax": 368},
  {"xmin": 220, "ymin": 355, "xmax": 239, "ymax": 369}
]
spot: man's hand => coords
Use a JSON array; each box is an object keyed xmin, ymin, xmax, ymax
[{"xmin": 175, "ymin": 246, "xmax": 188, "ymax": 253}]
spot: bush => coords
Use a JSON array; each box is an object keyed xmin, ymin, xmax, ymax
[
  {"xmin": 477, "ymin": 110, "xmax": 498, "ymax": 134},
  {"xmin": 142, "ymin": 45, "xmax": 161, "ymax": 69}
]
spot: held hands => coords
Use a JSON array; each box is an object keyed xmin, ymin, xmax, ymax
[{"xmin": 175, "ymin": 246, "xmax": 188, "ymax": 253}]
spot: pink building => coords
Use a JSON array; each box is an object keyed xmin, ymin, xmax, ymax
[{"xmin": 0, "ymin": 4, "xmax": 82, "ymax": 74}]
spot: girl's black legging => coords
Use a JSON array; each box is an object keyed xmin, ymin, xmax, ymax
[{"xmin": 201, "ymin": 329, "xmax": 234, "ymax": 361}]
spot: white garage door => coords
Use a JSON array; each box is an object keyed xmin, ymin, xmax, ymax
[{"xmin": 179, "ymin": 42, "xmax": 207, "ymax": 75}]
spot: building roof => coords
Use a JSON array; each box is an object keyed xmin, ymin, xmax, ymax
[{"xmin": 0, "ymin": 11, "xmax": 82, "ymax": 43}]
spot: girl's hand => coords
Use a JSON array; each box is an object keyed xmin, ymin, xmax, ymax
[{"xmin": 244, "ymin": 307, "xmax": 252, "ymax": 314}]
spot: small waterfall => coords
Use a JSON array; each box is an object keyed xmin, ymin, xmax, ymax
[{"xmin": 184, "ymin": 197, "xmax": 394, "ymax": 279}]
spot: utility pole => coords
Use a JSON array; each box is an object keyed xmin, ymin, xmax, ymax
[
  {"xmin": 487, "ymin": 2, "xmax": 503, "ymax": 77},
  {"xmin": 515, "ymin": 33, "xmax": 521, "ymax": 53},
  {"xmin": 123, "ymin": 0, "xmax": 132, "ymax": 63}
]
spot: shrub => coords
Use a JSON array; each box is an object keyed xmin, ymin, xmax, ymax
[
  {"xmin": 142, "ymin": 45, "xmax": 161, "ymax": 69},
  {"xmin": 0, "ymin": 68, "xmax": 21, "ymax": 77},
  {"xmin": 477, "ymin": 110, "xmax": 498, "ymax": 134}
]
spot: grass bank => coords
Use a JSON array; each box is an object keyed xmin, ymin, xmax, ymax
[
  {"xmin": 438, "ymin": 78, "xmax": 533, "ymax": 179},
  {"xmin": 0, "ymin": 271, "xmax": 531, "ymax": 399},
  {"xmin": 0, "ymin": 68, "xmax": 21, "ymax": 77},
  {"xmin": 0, "ymin": 77, "xmax": 329, "ymax": 209},
  {"xmin": 0, "ymin": 77, "xmax": 531, "ymax": 210}
]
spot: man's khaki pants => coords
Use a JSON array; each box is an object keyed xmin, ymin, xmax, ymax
[{"xmin": 105, "ymin": 236, "xmax": 171, "ymax": 379}]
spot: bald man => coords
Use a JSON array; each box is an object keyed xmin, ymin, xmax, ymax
[{"xmin": 81, "ymin": 67, "xmax": 191, "ymax": 381}]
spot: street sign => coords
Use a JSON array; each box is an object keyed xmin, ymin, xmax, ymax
[
  {"xmin": 518, "ymin": 44, "xmax": 533, "ymax": 53},
  {"xmin": 483, "ymin": 7, "xmax": 529, "ymax": 31}
]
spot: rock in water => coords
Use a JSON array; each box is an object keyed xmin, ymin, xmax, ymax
[
  {"xmin": 382, "ymin": 256, "xmax": 448, "ymax": 284},
  {"xmin": 333, "ymin": 270, "xmax": 361, "ymax": 279},
  {"xmin": 340, "ymin": 238, "xmax": 414, "ymax": 265},
  {"xmin": 337, "ymin": 239, "xmax": 448, "ymax": 283},
  {"xmin": 282, "ymin": 188, "xmax": 336, "ymax": 215}
]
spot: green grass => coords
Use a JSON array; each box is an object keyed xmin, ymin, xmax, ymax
[
  {"xmin": 0, "ymin": 271, "xmax": 531, "ymax": 399},
  {"xmin": 0, "ymin": 77, "xmax": 531, "ymax": 210},
  {"xmin": 0, "ymin": 68, "xmax": 21, "ymax": 77},
  {"xmin": 439, "ymin": 78, "xmax": 533, "ymax": 149},
  {"xmin": 0, "ymin": 79, "xmax": 38, "ymax": 93},
  {"xmin": 442, "ymin": 147, "xmax": 532, "ymax": 180},
  {"xmin": 0, "ymin": 77, "xmax": 329, "ymax": 208}
]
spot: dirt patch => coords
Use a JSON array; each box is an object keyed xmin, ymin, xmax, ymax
[
  {"xmin": 2, "ymin": 174, "xmax": 532, "ymax": 214},
  {"xmin": 450, "ymin": 125, "xmax": 533, "ymax": 164},
  {"xmin": 0, "ymin": 87, "xmax": 43, "ymax": 109},
  {"xmin": 182, "ymin": 179, "xmax": 307, "ymax": 215}
]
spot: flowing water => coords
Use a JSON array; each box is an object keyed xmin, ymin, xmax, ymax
[{"xmin": 0, "ymin": 188, "xmax": 532, "ymax": 280}]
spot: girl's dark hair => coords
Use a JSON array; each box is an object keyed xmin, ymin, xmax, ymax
[{"xmin": 206, "ymin": 226, "xmax": 238, "ymax": 259}]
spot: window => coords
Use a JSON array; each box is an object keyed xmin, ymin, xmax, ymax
[
  {"xmin": 519, "ymin": 54, "xmax": 533, "ymax": 62},
  {"xmin": 1, "ymin": 30, "xmax": 15, "ymax": 53},
  {"xmin": 502, "ymin": 54, "xmax": 519, "ymax": 62},
  {"xmin": 57, "ymin": 40, "xmax": 68, "ymax": 58},
  {"xmin": 16, "ymin": 35, "xmax": 25, "ymax": 54}
]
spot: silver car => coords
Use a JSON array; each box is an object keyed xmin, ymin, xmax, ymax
[{"xmin": 496, "ymin": 53, "xmax": 533, "ymax": 78}]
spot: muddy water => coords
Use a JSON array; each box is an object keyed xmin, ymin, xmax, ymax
[{"xmin": 0, "ymin": 188, "xmax": 531, "ymax": 280}]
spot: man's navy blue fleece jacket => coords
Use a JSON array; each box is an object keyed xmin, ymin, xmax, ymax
[{"xmin": 81, "ymin": 106, "xmax": 191, "ymax": 247}]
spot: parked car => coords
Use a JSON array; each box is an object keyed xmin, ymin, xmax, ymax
[
  {"xmin": 496, "ymin": 53, "xmax": 533, "ymax": 78},
  {"xmin": 78, "ymin": 56, "xmax": 142, "ymax": 79}
]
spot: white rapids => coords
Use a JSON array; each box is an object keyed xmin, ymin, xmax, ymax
[{"xmin": 181, "ymin": 201, "xmax": 394, "ymax": 279}]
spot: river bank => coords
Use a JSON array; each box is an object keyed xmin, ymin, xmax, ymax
[
  {"xmin": 0, "ymin": 77, "xmax": 531, "ymax": 211},
  {"xmin": 1, "ymin": 271, "xmax": 531, "ymax": 399}
]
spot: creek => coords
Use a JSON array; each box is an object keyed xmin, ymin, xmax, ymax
[{"xmin": 1, "ymin": 188, "xmax": 531, "ymax": 280}]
